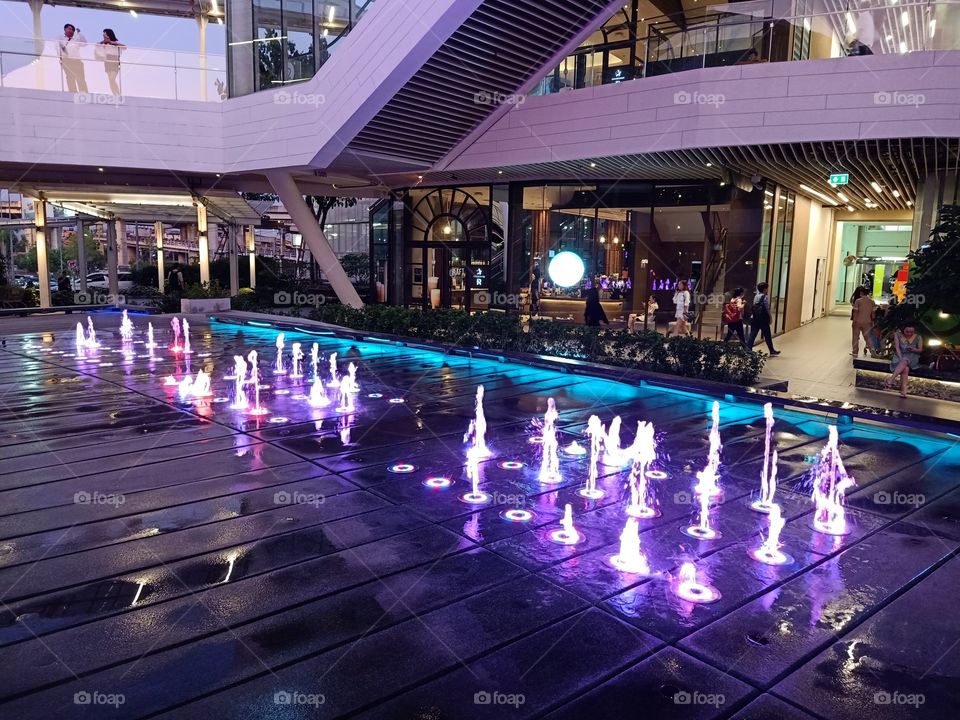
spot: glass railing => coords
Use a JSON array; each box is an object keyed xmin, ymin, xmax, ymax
[
  {"xmin": 0, "ymin": 36, "xmax": 226, "ymax": 102},
  {"xmin": 532, "ymin": 0, "xmax": 960, "ymax": 96}
]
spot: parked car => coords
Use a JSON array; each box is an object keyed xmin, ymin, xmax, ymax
[{"xmin": 86, "ymin": 271, "xmax": 134, "ymax": 291}]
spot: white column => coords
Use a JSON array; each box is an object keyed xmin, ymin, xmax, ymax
[
  {"xmin": 34, "ymin": 196, "xmax": 50, "ymax": 308},
  {"xmin": 76, "ymin": 219, "xmax": 88, "ymax": 292},
  {"xmin": 115, "ymin": 219, "xmax": 127, "ymax": 267},
  {"xmin": 155, "ymin": 221, "xmax": 166, "ymax": 293},
  {"xmin": 246, "ymin": 225, "xmax": 256, "ymax": 289},
  {"xmin": 228, "ymin": 223, "xmax": 239, "ymax": 296},
  {"xmin": 266, "ymin": 171, "xmax": 363, "ymax": 308},
  {"xmin": 106, "ymin": 219, "xmax": 119, "ymax": 298},
  {"xmin": 196, "ymin": 203, "xmax": 210, "ymax": 284},
  {"xmin": 29, "ymin": 0, "xmax": 44, "ymax": 90},
  {"xmin": 197, "ymin": 14, "xmax": 208, "ymax": 101}
]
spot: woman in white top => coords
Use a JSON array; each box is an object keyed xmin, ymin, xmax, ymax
[{"xmin": 672, "ymin": 280, "xmax": 691, "ymax": 336}]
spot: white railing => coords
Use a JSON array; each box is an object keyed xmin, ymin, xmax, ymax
[{"xmin": 0, "ymin": 36, "xmax": 226, "ymax": 102}]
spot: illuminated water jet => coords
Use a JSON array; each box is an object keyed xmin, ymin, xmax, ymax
[
  {"xmin": 626, "ymin": 421, "xmax": 660, "ymax": 518},
  {"xmin": 327, "ymin": 352, "xmax": 340, "ymax": 387},
  {"xmin": 230, "ymin": 356, "xmax": 248, "ymax": 410},
  {"xmin": 119, "ymin": 309, "xmax": 133, "ymax": 342},
  {"xmin": 578, "ymin": 415, "xmax": 606, "ymax": 499},
  {"xmin": 751, "ymin": 403, "xmax": 778, "ymax": 513},
  {"xmin": 181, "ymin": 319, "xmax": 192, "ymax": 354},
  {"xmin": 609, "ymin": 517, "xmax": 650, "ymax": 574},
  {"xmin": 538, "ymin": 398, "xmax": 562, "ymax": 484},
  {"xmin": 684, "ymin": 489, "xmax": 720, "ymax": 539},
  {"xmin": 290, "ymin": 342, "xmax": 304, "ymax": 379},
  {"xmin": 694, "ymin": 401, "xmax": 723, "ymax": 498},
  {"xmin": 274, "ymin": 333, "xmax": 285, "ymax": 374},
  {"xmin": 674, "ymin": 562, "xmax": 721, "ymax": 604},
  {"xmin": 170, "ymin": 317, "xmax": 181, "ymax": 350},
  {"xmin": 751, "ymin": 503, "xmax": 792, "ymax": 565},
  {"xmin": 460, "ymin": 447, "xmax": 490, "ymax": 504},
  {"xmin": 548, "ymin": 504, "xmax": 582, "ymax": 545},
  {"xmin": 246, "ymin": 350, "xmax": 269, "ymax": 416},
  {"xmin": 811, "ymin": 426, "xmax": 855, "ymax": 535}
]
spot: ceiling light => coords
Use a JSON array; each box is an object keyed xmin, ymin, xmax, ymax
[
  {"xmin": 705, "ymin": 162, "xmax": 712, "ymax": 167},
  {"xmin": 899, "ymin": 41, "xmax": 907, "ymax": 54},
  {"xmin": 837, "ymin": 192, "xmax": 849, "ymax": 203},
  {"xmin": 847, "ymin": 205, "xmax": 855, "ymax": 212},
  {"xmin": 870, "ymin": 182, "xmax": 883, "ymax": 193},
  {"xmin": 129, "ymin": 9, "xmax": 138, "ymax": 17},
  {"xmin": 799, "ymin": 183, "xmax": 839, "ymax": 206},
  {"xmin": 497, "ymin": 170, "xmax": 503, "ymax": 175},
  {"xmin": 930, "ymin": 19, "xmax": 937, "ymax": 37},
  {"xmin": 676, "ymin": 225, "xmax": 681, "ymax": 230},
  {"xmin": 892, "ymin": 190, "xmax": 900, "ymax": 198},
  {"xmin": 613, "ymin": 237, "xmax": 619, "ymax": 244},
  {"xmin": 901, "ymin": 11, "xmax": 909, "ymax": 27},
  {"xmin": 599, "ymin": 235, "xmax": 606, "ymax": 243},
  {"xmin": 907, "ymin": 200, "xmax": 914, "ymax": 206},
  {"xmin": 590, "ymin": 162, "xmax": 597, "ymax": 168},
  {"xmin": 97, "ymin": 167, "xmax": 104, "ymax": 172},
  {"xmin": 443, "ymin": 224, "xmax": 452, "ymax": 235},
  {"xmin": 328, "ymin": 6, "xmax": 336, "ymax": 23}
]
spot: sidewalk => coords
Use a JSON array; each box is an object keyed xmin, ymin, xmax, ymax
[{"xmin": 759, "ymin": 313, "xmax": 960, "ymax": 423}]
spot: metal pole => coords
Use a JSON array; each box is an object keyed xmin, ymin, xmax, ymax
[
  {"xmin": 106, "ymin": 218, "xmax": 119, "ymax": 299},
  {"xmin": 35, "ymin": 195, "xmax": 51, "ymax": 308},
  {"xmin": 155, "ymin": 221, "xmax": 165, "ymax": 293}
]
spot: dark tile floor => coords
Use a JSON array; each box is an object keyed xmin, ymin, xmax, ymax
[{"xmin": 0, "ymin": 313, "xmax": 957, "ymax": 719}]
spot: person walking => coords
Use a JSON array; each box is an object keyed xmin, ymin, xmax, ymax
[
  {"xmin": 584, "ymin": 286, "xmax": 609, "ymax": 326},
  {"xmin": 850, "ymin": 287, "xmax": 877, "ymax": 357},
  {"xmin": 58, "ymin": 23, "xmax": 88, "ymax": 93},
  {"xmin": 166, "ymin": 264, "xmax": 184, "ymax": 295},
  {"xmin": 747, "ymin": 282, "xmax": 780, "ymax": 355},
  {"xmin": 722, "ymin": 287, "xmax": 747, "ymax": 348},
  {"xmin": 884, "ymin": 323, "xmax": 922, "ymax": 397},
  {"xmin": 98, "ymin": 29, "xmax": 126, "ymax": 96},
  {"xmin": 671, "ymin": 279, "xmax": 691, "ymax": 336}
]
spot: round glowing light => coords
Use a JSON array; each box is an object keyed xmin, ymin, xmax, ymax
[
  {"xmin": 676, "ymin": 580, "xmax": 722, "ymax": 604},
  {"xmin": 212, "ymin": 397, "xmax": 230, "ymax": 403},
  {"xmin": 268, "ymin": 416, "xmax": 289, "ymax": 423},
  {"xmin": 389, "ymin": 398, "xmax": 405, "ymax": 404},
  {"xmin": 548, "ymin": 527, "xmax": 582, "ymax": 545},
  {"xmin": 626, "ymin": 504, "xmax": 660, "ymax": 519},
  {"xmin": 99, "ymin": 362, "xmax": 113, "ymax": 367},
  {"xmin": 367, "ymin": 392, "xmax": 383, "ymax": 399},
  {"xmin": 423, "ymin": 476, "xmax": 451, "ymax": 488},
  {"xmin": 563, "ymin": 441, "xmax": 587, "ymax": 456},
  {"xmin": 460, "ymin": 491, "xmax": 491, "ymax": 505},
  {"xmin": 548, "ymin": 251, "xmax": 586, "ymax": 288},
  {"xmin": 388, "ymin": 463, "xmax": 417, "ymax": 474},
  {"xmin": 750, "ymin": 547, "xmax": 793, "ymax": 566},
  {"xmin": 578, "ymin": 487, "xmax": 605, "ymax": 499},
  {"xmin": 499, "ymin": 460, "xmax": 524, "ymax": 470},
  {"xmin": 749, "ymin": 499, "xmax": 775, "ymax": 514},
  {"xmin": 528, "ymin": 436, "xmax": 544, "ymax": 444},
  {"xmin": 645, "ymin": 470, "xmax": 669, "ymax": 480},
  {"xmin": 683, "ymin": 525, "xmax": 721, "ymax": 540},
  {"xmin": 501, "ymin": 508, "xmax": 534, "ymax": 523},
  {"xmin": 274, "ymin": 389, "xmax": 291, "ymax": 395}
]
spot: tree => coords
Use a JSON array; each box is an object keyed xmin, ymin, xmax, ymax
[{"xmin": 341, "ymin": 253, "xmax": 370, "ymax": 285}]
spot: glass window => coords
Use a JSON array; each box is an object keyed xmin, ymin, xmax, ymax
[
  {"xmin": 284, "ymin": 0, "xmax": 315, "ymax": 83},
  {"xmin": 254, "ymin": 0, "xmax": 283, "ymax": 91}
]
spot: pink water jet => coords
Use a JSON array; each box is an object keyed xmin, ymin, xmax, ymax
[
  {"xmin": 674, "ymin": 562, "xmax": 721, "ymax": 604},
  {"xmin": 327, "ymin": 352, "xmax": 340, "ymax": 387},
  {"xmin": 170, "ymin": 317, "xmax": 181, "ymax": 351},
  {"xmin": 181, "ymin": 319, "xmax": 192, "ymax": 354},
  {"xmin": 684, "ymin": 488, "xmax": 720, "ymax": 540},
  {"xmin": 246, "ymin": 350, "xmax": 269, "ymax": 416},
  {"xmin": 549, "ymin": 504, "xmax": 582, "ymax": 545},
  {"xmin": 464, "ymin": 385, "xmax": 491, "ymax": 458},
  {"xmin": 609, "ymin": 517, "xmax": 650, "ymax": 574},
  {"xmin": 230, "ymin": 356, "xmax": 249, "ymax": 410},
  {"xmin": 119, "ymin": 309, "xmax": 134, "ymax": 342},
  {"xmin": 751, "ymin": 403, "xmax": 779, "ymax": 513},
  {"xmin": 145, "ymin": 322, "xmax": 157, "ymax": 350},
  {"xmin": 460, "ymin": 447, "xmax": 490, "ymax": 504},
  {"xmin": 290, "ymin": 342, "xmax": 304, "ymax": 379},
  {"xmin": 811, "ymin": 426, "xmax": 855, "ymax": 535},
  {"xmin": 694, "ymin": 401, "xmax": 723, "ymax": 498},
  {"xmin": 274, "ymin": 333, "xmax": 285, "ymax": 374},
  {"xmin": 626, "ymin": 421, "xmax": 659, "ymax": 518},
  {"xmin": 578, "ymin": 415, "xmax": 606, "ymax": 499},
  {"xmin": 538, "ymin": 398, "xmax": 562, "ymax": 484},
  {"xmin": 751, "ymin": 503, "xmax": 793, "ymax": 565}
]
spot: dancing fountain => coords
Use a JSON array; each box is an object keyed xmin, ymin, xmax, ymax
[
  {"xmin": 460, "ymin": 446, "xmax": 490, "ymax": 504},
  {"xmin": 811, "ymin": 426, "xmax": 855, "ymax": 535},
  {"xmin": 603, "ymin": 416, "xmax": 630, "ymax": 466},
  {"xmin": 145, "ymin": 323, "xmax": 157, "ymax": 350},
  {"xmin": 75, "ymin": 323, "xmax": 87, "ymax": 357},
  {"xmin": 563, "ymin": 440, "xmax": 587, "ymax": 456},
  {"xmin": 750, "ymin": 403, "xmax": 778, "ymax": 513},
  {"xmin": 309, "ymin": 376, "xmax": 330, "ymax": 408},
  {"xmin": 609, "ymin": 517, "xmax": 650, "ymax": 574},
  {"xmin": 469, "ymin": 385, "xmax": 490, "ymax": 457},
  {"xmin": 191, "ymin": 370, "xmax": 212, "ymax": 398},
  {"xmin": 578, "ymin": 415, "xmax": 606, "ymax": 499},
  {"xmin": 684, "ymin": 487, "xmax": 720, "ymax": 539},
  {"xmin": 182, "ymin": 319, "xmax": 192, "ymax": 354},
  {"xmin": 751, "ymin": 503, "xmax": 792, "ymax": 565},
  {"xmin": 170, "ymin": 317, "xmax": 181, "ymax": 351},
  {"xmin": 274, "ymin": 334, "xmax": 285, "ymax": 374},
  {"xmin": 694, "ymin": 401, "xmax": 723, "ymax": 498},
  {"xmin": 549, "ymin": 504, "xmax": 582, "ymax": 545},
  {"xmin": 246, "ymin": 350, "xmax": 269, "ymax": 416},
  {"xmin": 230, "ymin": 356, "xmax": 249, "ymax": 410},
  {"xmin": 328, "ymin": 352, "xmax": 340, "ymax": 387},
  {"xmin": 119, "ymin": 309, "xmax": 134, "ymax": 342},
  {"xmin": 290, "ymin": 343, "xmax": 304, "ymax": 379},
  {"xmin": 626, "ymin": 421, "xmax": 659, "ymax": 518},
  {"xmin": 538, "ymin": 398, "xmax": 562, "ymax": 484},
  {"xmin": 311, "ymin": 343, "xmax": 320, "ymax": 381},
  {"xmin": 86, "ymin": 317, "xmax": 99, "ymax": 348},
  {"xmin": 674, "ymin": 562, "xmax": 721, "ymax": 604}
]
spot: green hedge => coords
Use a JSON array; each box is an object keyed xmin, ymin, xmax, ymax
[{"xmin": 308, "ymin": 305, "xmax": 765, "ymax": 385}]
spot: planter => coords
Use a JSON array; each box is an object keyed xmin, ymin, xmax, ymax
[{"xmin": 181, "ymin": 297, "xmax": 231, "ymax": 314}]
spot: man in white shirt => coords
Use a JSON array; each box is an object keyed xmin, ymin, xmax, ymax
[
  {"xmin": 848, "ymin": 3, "xmax": 875, "ymax": 56},
  {"xmin": 58, "ymin": 23, "xmax": 88, "ymax": 93}
]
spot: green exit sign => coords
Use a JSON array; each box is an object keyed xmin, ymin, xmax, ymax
[{"xmin": 829, "ymin": 173, "xmax": 849, "ymax": 187}]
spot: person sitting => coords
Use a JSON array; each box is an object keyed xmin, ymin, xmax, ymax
[
  {"xmin": 884, "ymin": 323, "xmax": 922, "ymax": 398},
  {"xmin": 736, "ymin": 49, "xmax": 761, "ymax": 65},
  {"xmin": 584, "ymin": 287, "xmax": 609, "ymax": 327}
]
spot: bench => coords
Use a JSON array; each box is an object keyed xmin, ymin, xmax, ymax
[{"xmin": 854, "ymin": 358, "xmax": 960, "ymax": 401}]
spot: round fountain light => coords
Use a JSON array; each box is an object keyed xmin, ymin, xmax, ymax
[
  {"xmin": 268, "ymin": 416, "xmax": 289, "ymax": 424},
  {"xmin": 460, "ymin": 490, "xmax": 491, "ymax": 505},
  {"xmin": 213, "ymin": 397, "xmax": 230, "ymax": 403},
  {"xmin": 274, "ymin": 389, "xmax": 291, "ymax": 395},
  {"xmin": 99, "ymin": 362, "xmax": 113, "ymax": 367},
  {"xmin": 501, "ymin": 508, "xmax": 534, "ymax": 523},
  {"xmin": 645, "ymin": 470, "xmax": 669, "ymax": 480},
  {"xmin": 388, "ymin": 463, "xmax": 417, "ymax": 474},
  {"xmin": 749, "ymin": 498, "xmax": 775, "ymax": 514},
  {"xmin": 388, "ymin": 398, "xmax": 405, "ymax": 404},
  {"xmin": 676, "ymin": 579, "xmax": 722, "ymax": 604},
  {"xmin": 499, "ymin": 461, "xmax": 524, "ymax": 470},
  {"xmin": 292, "ymin": 394, "xmax": 309, "ymax": 401},
  {"xmin": 750, "ymin": 546, "xmax": 793, "ymax": 566},
  {"xmin": 562, "ymin": 441, "xmax": 587, "ymax": 456},
  {"xmin": 528, "ymin": 436, "xmax": 544, "ymax": 444},
  {"xmin": 198, "ymin": 352, "xmax": 211, "ymax": 358},
  {"xmin": 683, "ymin": 524, "xmax": 721, "ymax": 540},
  {"xmin": 577, "ymin": 487, "xmax": 605, "ymax": 500},
  {"xmin": 248, "ymin": 407, "xmax": 270, "ymax": 416},
  {"xmin": 609, "ymin": 552, "xmax": 650, "ymax": 575},
  {"xmin": 548, "ymin": 527, "xmax": 583, "ymax": 545},
  {"xmin": 367, "ymin": 392, "xmax": 383, "ymax": 399},
  {"xmin": 626, "ymin": 504, "xmax": 660, "ymax": 519},
  {"xmin": 423, "ymin": 476, "xmax": 451, "ymax": 489},
  {"xmin": 812, "ymin": 517, "xmax": 851, "ymax": 536}
]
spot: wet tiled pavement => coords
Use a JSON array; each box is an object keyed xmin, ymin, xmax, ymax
[{"xmin": 0, "ymin": 313, "xmax": 957, "ymax": 719}]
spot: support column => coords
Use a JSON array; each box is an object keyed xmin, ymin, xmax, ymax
[
  {"xmin": 106, "ymin": 218, "xmax": 119, "ymax": 299},
  {"xmin": 115, "ymin": 219, "xmax": 127, "ymax": 268},
  {"xmin": 912, "ymin": 173, "xmax": 940, "ymax": 251},
  {"xmin": 28, "ymin": 0, "xmax": 44, "ymax": 89},
  {"xmin": 246, "ymin": 225, "xmax": 256, "ymax": 289},
  {"xmin": 155, "ymin": 221, "xmax": 166, "ymax": 293},
  {"xmin": 196, "ymin": 203, "xmax": 210, "ymax": 284},
  {"xmin": 34, "ymin": 196, "xmax": 50, "ymax": 308},
  {"xmin": 76, "ymin": 219, "xmax": 88, "ymax": 292},
  {"xmin": 197, "ymin": 15, "xmax": 208, "ymax": 101},
  {"xmin": 266, "ymin": 171, "xmax": 363, "ymax": 308},
  {"xmin": 228, "ymin": 223, "xmax": 239, "ymax": 295}
]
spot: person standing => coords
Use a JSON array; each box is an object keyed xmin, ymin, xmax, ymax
[
  {"xmin": 847, "ymin": 2, "xmax": 875, "ymax": 55},
  {"xmin": 722, "ymin": 287, "xmax": 747, "ymax": 348},
  {"xmin": 671, "ymin": 279, "xmax": 691, "ymax": 336},
  {"xmin": 747, "ymin": 282, "xmax": 780, "ymax": 355},
  {"xmin": 884, "ymin": 323, "xmax": 922, "ymax": 397},
  {"xmin": 58, "ymin": 24, "xmax": 88, "ymax": 93},
  {"xmin": 166, "ymin": 264, "xmax": 184, "ymax": 295},
  {"xmin": 98, "ymin": 29, "xmax": 126, "ymax": 96},
  {"xmin": 584, "ymin": 286, "xmax": 609, "ymax": 327},
  {"xmin": 850, "ymin": 287, "xmax": 877, "ymax": 357}
]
